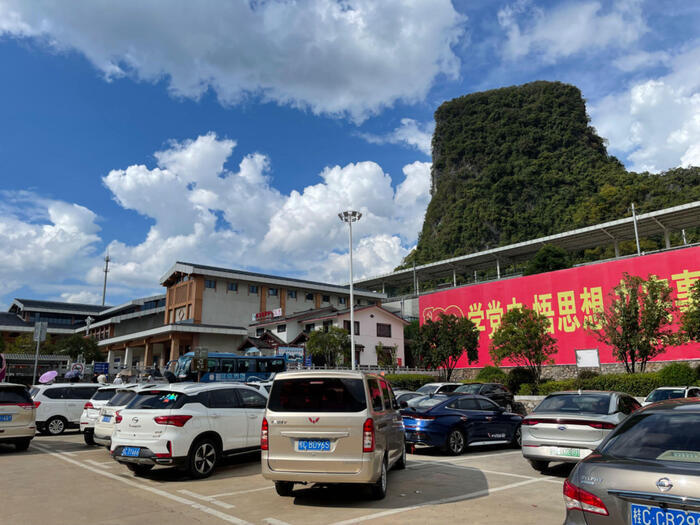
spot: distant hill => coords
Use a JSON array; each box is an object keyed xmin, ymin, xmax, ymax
[{"xmin": 402, "ymin": 81, "xmax": 700, "ymax": 268}]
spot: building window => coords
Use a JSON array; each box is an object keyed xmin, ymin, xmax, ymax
[
  {"xmin": 268, "ymin": 288, "xmax": 278, "ymax": 296},
  {"xmin": 277, "ymin": 324, "xmax": 286, "ymax": 333},
  {"xmin": 322, "ymin": 320, "xmax": 333, "ymax": 332},
  {"xmin": 339, "ymin": 297, "xmax": 347, "ymax": 305},
  {"xmin": 249, "ymin": 285, "xmax": 258, "ymax": 294},
  {"xmin": 256, "ymin": 328, "xmax": 264, "ymax": 337},
  {"xmin": 343, "ymin": 320, "xmax": 360, "ymax": 335},
  {"xmin": 205, "ymin": 279, "xmax": 216, "ymax": 289},
  {"xmin": 305, "ymin": 293, "xmax": 314, "ymax": 301},
  {"xmin": 322, "ymin": 295, "xmax": 330, "ymax": 303},
  {"xmin": 304, "ymin": 323, "xmax": 315, "ymax": 333},
  {"xmin": 288, "ymin": 290, "xmax": 297, "ymax": 299},
  {"xmin": 227, "ymin": 282, "xmax": 238, "ymax": 292},
  {"xmin": 377, "ymin": 323, "xmax": 392, "ymax": 338}
]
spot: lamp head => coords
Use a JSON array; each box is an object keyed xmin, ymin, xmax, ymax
[{"xmin": 338, "ymin": 210, "xmax": 362, "ymax": 223}]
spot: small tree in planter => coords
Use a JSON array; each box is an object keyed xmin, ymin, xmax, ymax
[
  {"xmin": 413, "ymin": 314, "xmax": 479, "ymax": 381},
  {"xmin": 376, "ymin": 342, "xmax": 399, "ymax": 373},
  {"xmin": 681, "ymin": 280, "xmax": 700, "ymax": 342},
  {"xmin": 306, "ymin": 327, "xmax": 350, "ymax": 367}
]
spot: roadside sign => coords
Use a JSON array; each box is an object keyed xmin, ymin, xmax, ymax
[
  {"xmin": 33, "ymin": 322, "xmax": 48, "ymax": 343},
  {"xmin": 305, "ymin": 356, "xmax": 312, "ymax": 367},
  {"xmin": 71, "ymin": 363, "xmax": 85, "ymax": 374},
  {"xmin": 93, "ymin": 362, "xmax": 109, "ymax": 374},
  {"xmin": 192, "ymin": 348, "xmax": 209, "ymax": 372}
]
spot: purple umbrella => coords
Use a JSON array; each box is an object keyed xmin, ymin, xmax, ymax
[{"xmin": 39, "ymin": 370, "xmax": 58, "ymax": 384}]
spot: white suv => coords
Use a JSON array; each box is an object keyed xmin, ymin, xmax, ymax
[
  {"xmin": 94, "ymin": 385, "xmax": 151, "ymax": 448},
  {"xmin": 31, "ymin": 384, "xmax": 100, "ymax": 435},
  {"xmin": 111, "ymin": 382, "xmax": 267, "ymax": 478},
  {"xmin": 80, "ymin": 385, "xmax": 119, "ymax": 445}
]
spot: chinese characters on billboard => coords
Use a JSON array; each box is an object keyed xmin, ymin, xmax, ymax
[{"xmin": 419, "ymin": 246, "xmax": 700, "ymax": 368}]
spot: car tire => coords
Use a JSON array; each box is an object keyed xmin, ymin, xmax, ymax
[
  {"xmin": 15, "ymin": 438, "xmax": 31, "ymax": 451},
  {"xmin": 83, "ymin": 432, "xmax": 95, "ymax": 446},
  {"xmin": 445, "ymin": 428, "xmax": 466, "ymax": 455},
  {"xmin": 511, "ymin": 426, "xmax": 522, "ymax": 448},
  {"xmin": 126, "ymin": 464, "xmax": 154, "ymax": 476},
  {"xmin": 188, "ymin": 438, "xmax": 218, "ymax": 479},
  {"xmin": 529, "ymin": 460, "xmax": 548, "ymax": 472},
  {"xmin": 46, "ymin": 416, "xmax": 66, "ymax": 436},
  {"xmin": 395, "ymin": 441, "xmax": 407, "ymax": 470},
  {"xmin": 369, "ymin": 457, "xmax": 388, "ymax": 500},
  {"xmin": 274, "ymin": 481, "xmax": 294, "ymax": 497}
]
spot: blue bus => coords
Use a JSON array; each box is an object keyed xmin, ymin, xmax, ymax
[{"xmin": 173, "ymin": 352, "xmax": 287, "ymax": 382}]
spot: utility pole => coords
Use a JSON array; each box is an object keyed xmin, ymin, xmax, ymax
[
  {"xmin": 101, "ymin": 254, "xmax": 111, "ymax": 306},
  {"xmin": 630, "ymin": 203, "xmax": 641, "ymax": 256},
  {"xmin": 339, "ymin": 211, "xmax": 362, "ymax": 371}
]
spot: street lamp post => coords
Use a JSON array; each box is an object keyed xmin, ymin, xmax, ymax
[{"xmin": 338, "ymin": 210, "xmax": 362, "ymax": 371}]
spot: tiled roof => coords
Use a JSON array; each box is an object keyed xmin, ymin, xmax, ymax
[
  {"xmin": 0, "ymin": 312, "xmax": 30, "ymax": 327},
  {"xmin": 13, "ymin": 298, "xmax": 110, "ymax": 314}
]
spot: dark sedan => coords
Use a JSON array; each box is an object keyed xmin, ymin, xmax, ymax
[
  {"xmin": 401, "ymin": 394, "xmax": 522, "ymax": 455},
  {"xmin": 564, "ymin": 398, "xmax": 700, "ymax": 524},
  {"xmin": 453, "ymin": 382, "xmax": 515, "ymax": 411}
]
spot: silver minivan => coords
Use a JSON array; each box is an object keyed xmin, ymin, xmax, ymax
[
  {"xmin": 261, "ymin": 370, "xmax": 406, "ymax": 499},
  {"xmin": 0, "ymin": 383, "xmax": 36, "ymax": 450}
]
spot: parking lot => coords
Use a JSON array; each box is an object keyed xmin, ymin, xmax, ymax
[{"xmin": 1, "ymin": 431, "xmax": 568, "ymax": 525}]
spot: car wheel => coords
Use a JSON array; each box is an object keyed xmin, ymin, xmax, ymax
[
  {"xmin": 274, "ymin": 481, "xmax": 294, "ymax": 497},
  {"xmin": 445, "ymin": 429, "xmax": 466, "ymax": 455},
  {"xmin": 46, "ymin": 416, "xmax": 66, "ymax": 436},
  {"xmin": 126, "ymin": 464, "xmax": 154, "ymax": 476},
  {"xmin": 188, "ymin": 438, "xmax": 218, "ymax": 479},
  {"xmin": 369, "ymin": 457, "xmax": 388, "ymax": 500},
  {"xmin": 83, "ymin": 432, "xmax": 95, "ymax": 446},
  {"xmin": 511, "ymin": 426, "xmax": 522, "ymax": 448},
  {"xmin": 15, "ymin": 438, "xmax": 31, "ymax": 451},
  {"xmin": 395, "ymin": 440, "xmax": 407, "ymax": 470},
  {"xmin": 529, "ymin": 460, "xmax": 548, "ymax": 472}
]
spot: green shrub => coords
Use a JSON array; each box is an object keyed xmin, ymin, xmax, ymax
[
  {"xmin": 518, "ymin": 384, "xmax": 535, "ymax": 395},
  {"xmin": 658, "ymin": 363, "xmax": 696, "ymax": 386},
  {"xmin": 507, "ymin": 367, "xmax": 535, "ymax": 394},
  {"xmin": 577, "ymin": 369, "xmax": 600, "ymax": 381},
  {"xmin": 538, "ymin": 379, "xmax": 578, "ymax": 395},
  {"xmin": 385, "ymin": 374, "xmax": 436, "ymax": 391},
  {"xmin": 476, "ymin": 366, "xmax": 507, "ymax": 383},
  {"xmin": 535, "ymin": 372, "xmax": 663, "ymax": 397}
]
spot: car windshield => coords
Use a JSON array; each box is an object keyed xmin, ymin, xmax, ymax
[
  {"xmin": 128, "ymin": 391, "xmax": 184, "ymax": 410},
  {"xmin": 645, "ymin": 389, "xmax": 685, "ymax": 403},
  {"xmin": 107, "ymin": 390, "xmax": 137, "ymax": 407},
  {"xmin": 416, "ymin": 384, "xmax": 438, "ymax": 394},
  {"xmin": 534, "ymin": 393, "xmax": 612, "ymax": 415},
  {"xmin": 268, "ymin": 378, "xmax": 367, "ymax": 412},
  {"xmin": 455, "ymin": 384, "xmax": 481, "ymax": 394},
  {"xmin": 601, "ymin": 413, "xmax": 700, "ymax": 463},
  {"xmin": 92, "ymin": 389, "xmax": 117, "ymax": 401},
  {"xmin": 412, "ymin": 395, "xmax": 448, "ymax": 410}
]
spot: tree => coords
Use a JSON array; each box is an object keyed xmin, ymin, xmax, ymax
[
  {"xmin": 306, "ymin": 327, "xmax": 350, "ymax": 367},
  {"xmin": 413, "ymin": 314, "xmax": 479, "ymax": 381},
  {"xmin": 403, "ymin": 320, "xmax": 420, "ymax": 368},
  {"xmin": 523, "ymin": 244, "xmax": 572, "ymax": 276},
  {"xmin": 376, "ymin": 342, "xmax": 399, "ymax": 372},
  {"xmin": 681, "ymin": 280, "xmax": 700, "ymax": 342},
  {"xmin": 490, "ymin": 307, "xmax": 558, "ymax": 390},
  {"xmin": 588, "ymin": 273, "xmax": 679, "ymax": 373},
  {"xmin": 56, "ymin": 334, "xmax": 102, "ymax": 363}
]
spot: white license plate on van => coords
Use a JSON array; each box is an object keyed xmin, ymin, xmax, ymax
[{"xmin": 297, "ymin": 439, "xmax": 330, "ymax": 452}]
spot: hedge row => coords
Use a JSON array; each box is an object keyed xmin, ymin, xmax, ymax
[{"xmin": 385, "ymin": 374, "xmax": 435, "ymax": 390}]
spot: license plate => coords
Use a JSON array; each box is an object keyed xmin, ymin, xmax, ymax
[
  {"xmin": 550, "ymin": 447, "xmax": 581, "ymax": 457},
  {"xmin": 297, "ymin": 439, "xmax": 330, "ymax": 452},
  {"xmin": 631, "ymin": 503, "xmax": 700, "ymax": 524},
  {"xmin": 121, "ymin": 447, "xmax": 140, "ymax": 457},
  {"xmin": 102, "ymin": 416, "xmax": 111, "ymax": 423},
  {"xmin": 0, "ymin": 415, "xmax": 11, "ymax": 422}
]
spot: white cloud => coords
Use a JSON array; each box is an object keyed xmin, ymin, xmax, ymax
[
  {"xmin": 498, "ymin": 0, "xmax": 646, "ymax": 63},
  {"xmin": 60, "ymin": 291, "xmax": 101, "ymax": 304},
  {"xmin": 0, "ymin": 0, "xmax": 465, "ymax": 122},
  {"xmin": 612, "ymin": 50, "xmax": 670, "ymax": 72},
  {"xmin": 591, "ymin": 46, "xmax": 700, "ymax": 172},
  {"xmin": 360, "ymin": 118, "xmax": 434, "ymax": 155}
]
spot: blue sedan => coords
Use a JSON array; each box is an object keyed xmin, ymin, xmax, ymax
[{"xmin": 401, "ymin": 394, "xmax": 522, "ymax": 455}]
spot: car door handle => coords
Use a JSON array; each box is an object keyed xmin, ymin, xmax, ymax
[
  {"xmin": 211, "ymin": 414, "xmax": 221, "ymax": 418},
  {"xmin": 247, "ymin": 414, "xmax": 258, "ymax": 419}
]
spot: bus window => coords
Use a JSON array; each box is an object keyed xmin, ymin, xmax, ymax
[
  {"xmin": 207, "ymin": 359, "xmax": 219, "ymax": 373},
  {"xmin": 237, "ymin": 359, "xmax": 252, "ymax": 373},
  {"xmin": 220, "ymin": 359, "xmax": 236, "ymax": 373},
  {"xmin": 269, "ymin": 359, "xmax": 285, "ymax": 372}
]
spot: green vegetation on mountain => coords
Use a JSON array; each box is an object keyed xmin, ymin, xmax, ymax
[{"xmin": 403, "ymin": 81, "xmax": 700, "ymax": 268}]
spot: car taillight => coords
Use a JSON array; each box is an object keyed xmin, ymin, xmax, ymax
[
  {"xmin": 363, "ymin": 418, "xmax": 375, "ymax": 452},
  {"xmin": 34, "ymin": 401, "xmax": 41, "ymax": 408},
  {"xmin": 153, "ymin": 415, "xmax": 192, "ymax": 427},
  {"xmin": 409, "ymin": 414, "xmax": 436, "ymax": 420},
  {"xmin": 522, "ymin": 418, "xmax": 616, "ymax": 430},
  {"xmin": 84, "ymin": 401, "xmax": 94, "ymax": 410},
  {"xmin": 563, "ymin": 479, "xmax": 608, "ymax": 515},
  {"xmin": 156, "ymin": 441, "xmax": 173, "ymax": 458},
  {"xmin": 261, "ymin": 418, "xmax": 269, "ymax": 450},
  {"xmin": 115, "ymin": 410, "xmax": 122, "ymax": 424}
]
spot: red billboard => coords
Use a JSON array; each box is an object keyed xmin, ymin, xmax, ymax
[{"xmin": 419, "ymin": 246, "xmax": 700, "ymax": 368}]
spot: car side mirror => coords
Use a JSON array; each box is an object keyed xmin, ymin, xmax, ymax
[
  {"xmin": 497, "ymin": 406, "xmax": 506, "ymax": 413},
  {"xmin": 400, "ymin": 401, "xmax": 408, "ymax": 409}
]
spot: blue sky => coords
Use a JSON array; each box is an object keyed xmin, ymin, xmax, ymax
[{"xmin": 0, "ymin": 0, "xmax": 698, "ymax": 308}]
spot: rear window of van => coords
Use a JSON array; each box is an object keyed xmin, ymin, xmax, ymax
[{"xmin": 268, "ymin": 378, "xmax": 367, "ymax": 412}]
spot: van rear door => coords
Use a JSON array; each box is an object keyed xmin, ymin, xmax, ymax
[{"xmin": 266, "ymin": 377, "xmax": 368, "ymax": 474}]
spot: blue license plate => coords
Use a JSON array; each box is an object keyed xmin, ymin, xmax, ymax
[
  {"xmin": 121, "ymin": 447, "xmax": 141, "ymax": 457},
  {"xmin": 0, "ymin": 415, "xmax": 11, "ymax": 422},
  {"xmin": 631, "ymin": 504, "xmax": 700, "ymax": 524},
  {"xmin": 297, "ymin": 439, "xmax": 330, "ymax": 451},
  {"xmin": 102, "ymin": 416, "xmax": 111, "ymax": 423}
]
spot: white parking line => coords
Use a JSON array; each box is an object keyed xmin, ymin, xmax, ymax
[
  {"xmin": 409, "ymin": 450, "xmax": 522, "ymax": 462},
  {"xmin": 329, "ymin": 477, "xmax": 550, "ymax": 525},
  {"xmin": 85, "ymin": 459, "xmax": 114, "ymax": 468},
  {"xmin": 31, "ymin": 443, "xmax": 252, "ymax": 525},
  {"xmin": 177, "ymin": 489, "xmax": 236, "ymax": 509},
  {"xmin": 209, "ymin": 486, "xmax": 274, "ymax": 498},
  {"xmin": 409, "ymin": 460, "xmax": 563, "ymax": 484},
  {"xmin": 263, "ymin": 518, "xmax": 292, "ymax": 525}
]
